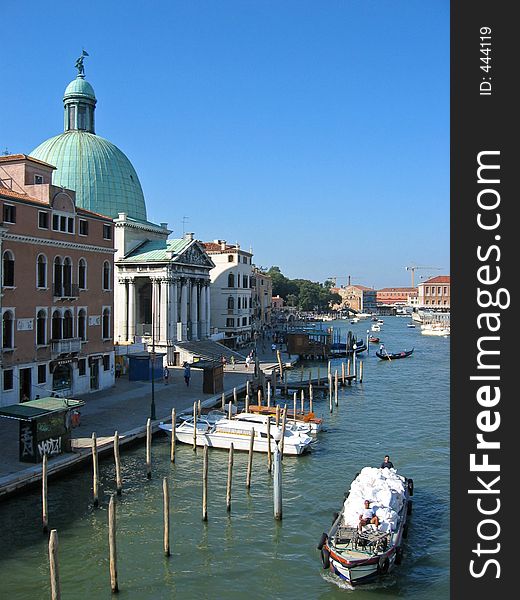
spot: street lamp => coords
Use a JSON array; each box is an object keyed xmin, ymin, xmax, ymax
[
  {"xmin": 150, "ymin": 306, "xmax": 156, "ymax": 420},
  {"xmin": 353, "ymin": 343, "xmax": 357, "ymax": 379}
]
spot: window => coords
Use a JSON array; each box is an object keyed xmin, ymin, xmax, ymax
[
  {"xmin": 228, "ymin": 273, "xmax": 235, "ymax": 288},
  {"xmin": 226, "ymin": 318, "xmax": 234, "ymax": 327},
  {"xmin": 78, "ymin": 105, "xmax": 87, "ymax": 130},
  {"xmin": 443, "ymin": 286, "xmax": 448, "ymax": 295},
  {"xmin": 3, "ymin": 251, "xmax": 14, "ymax": 287},
  {"xmin": 52, "ymin": 310, "xmax": 62, "ymax": 340},
  {"xmin": 34, "ymin": 174, "xmax": 44, "ymax": 184},
  {"xmin": 3, "ymin": 369, "xmax": 13, "ymax": 391},
  {"xmin": 103, "ymin": 355, "xmax": 110, "ymax": 371},
  {"xmin": 238, "ymin": 297, "xmax": 241, "ymax": 309},
  {"xmin": 437, "ymin": 287, "xmax": 442, "ymax": 295},
  {"xmin": 79, "ymin": 219, "xmax": 89, "ymax": 236},
  {"xmin": 67, "ymin": 218, "xmax": 74, "ymax": 233},
  {"xmin": 102, "ymin": 308, "xmax": 111, "ymax": 339},
  {"xmin": 78, "ymin": 259, "xmax": 87, "ymax": 289},
  {"xmin": 78, "ymin": 309, "xmax": 87, "ymax": 341},
  {"xmin": 53, "ymin": 257, "xmax": 63, "ymax": 295},
  {"xmin": 243, "ymin": 275, "xmax": 248, "ymax": 288},
  {"xmin": 103, "ymin": 224, "xmax": 112, "ymax": 240},
  {"xmin": 103, "ymin": 261, "xmax": 111, "ymax": 291},
  {"xmin": 3, "ymin": 204, "xmax": 16, "ymax": 223},
  {"xmin": 38, "ymin": 211, "xmax": 49, "ymax": 229},
  {"xmin": 52, "ymin": 213, "xmax": 74, "ymax": 234},
  {"xmin": 78, "ymin": 359, "xmax": 86, "ymax": 376},
  {"xmin": 63, "ymin": 258, "xmax": 73, "ymax": 295},
  {"xmin": 38, "ymin": 364, "xmax": 47, "ymax": 384},
  {"xmin": 242, "ymin": 317, "xmax": 247, "ymax": 326},
  {"xmin": 63, "ymin": 310, "xmax": 73, "ymax": 339},
  {"xmin": 2, "ymin": 311, "xmax": 14, "ymax": 349},
  {"xmin": 37, "ymin": 255, "xmax": 47, "ymax": 288},
  {"xmin": 227, "ymin": 296, "xmax": 234, "ymax": 310},
  {"xmin": 228, "ymin": 255, "xmax": 234, "ymax": 262},
  {"xmin": 36, "ymin": 310, "xmax": 47, "ymax": 345}
]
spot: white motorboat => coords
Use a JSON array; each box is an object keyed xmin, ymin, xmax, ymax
[
  {"xmin": 318, "ymin": 467, "xmax": 413, "ymax": 586},
  {"xmin": 406, "ymin": 323, "xmax": 416, "ymax": 328},
  {"xmin": 159, "ymin": 415, "xmax": 313, "ymax": 455},
  {"xmin": 371, "ymin": 324, "xmax": 381, "ymax": 332},
  {"xmin": 421, "ymin": 326, "xmax": 450, "ymax": 336}
]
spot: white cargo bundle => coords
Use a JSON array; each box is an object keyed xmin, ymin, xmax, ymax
[{"xmin": 343, "ymin": 467, "xmax": 407, "ymax": 532}]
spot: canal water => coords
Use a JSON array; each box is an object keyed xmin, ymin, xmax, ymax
[{"xmin": 0, "ymin": 317, "xmax": 450, "ymax": 599}]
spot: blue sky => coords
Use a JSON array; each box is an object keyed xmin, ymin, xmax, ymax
[{"xmin": 1, "ymin": 0, "xmax": 449, "ymax": 288}]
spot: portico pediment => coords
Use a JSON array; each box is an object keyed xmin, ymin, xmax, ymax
[{"xmin": 174, "ymin": 242, "xmax": 215, "ymax": 269}]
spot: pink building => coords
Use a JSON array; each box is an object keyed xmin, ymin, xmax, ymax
[{"xmin": 1, "ymin": 155, "xmax": 115, "ymax": 405}]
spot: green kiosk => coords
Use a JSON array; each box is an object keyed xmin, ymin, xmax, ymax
[{"xmin": 0, "ymin": 397, "xmax": 85, "ymax": 463}]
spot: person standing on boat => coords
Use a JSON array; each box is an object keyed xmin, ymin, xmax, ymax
[
  {"xmin": 381, "ymin": 455, "xmax": 394, "ymax": 469},
  {"xmin": 183, "ymin": 362, "xmax": 191, "ymax": 387},
  {"xmin": 358, "ymin": 500, "xmax": 379, "ymax": 531}
]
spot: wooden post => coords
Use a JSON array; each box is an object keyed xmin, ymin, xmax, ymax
[
  {"xmin": 300, "ymin": 389, "xmax": 305, "ymax": 415},
  {"xmin": 114, "ymin": 431, "xmax": 122, "ymax": 495},
  {"xmin": 226, "ymin": 443, "xmax": 234, "ymax": 512},
  {"xmin": 170, "ymin": 409, "xmax": 176, "ymax": 463},
  {"xmin": 92, "ymin": 433, "xmax": 99, "ymax": 507},
  {"xmin": 257, "ymin": 388, "xmax": 262, "ymax": 407},
  {"xmin": 246, "ymin": 380, "xmax": 250, "ymax": 398},
  {"xmin": 347, "ymin": 359, "xmax": 351, "ymax": 377},
  {"xmin": 48, "ymin": 529, "xmax": 61, "ymax": 600},
  {"xmin": 293, "ymin": 392, "xmax": 297, "ymax": 424},
  {"xmin": 276, "ymin": 350, "xmax": 283, "ymax": 376},
  {"xmin": 280, "ymin": 408, "xmax": 287, "ymax": 458},
  {"xmin": 272, "ymin": 370, "xmax": 277, "ymax": 398},
  {"xmin": 275, "ymin": 404, "xmax": 281, "ymax": 427},
  {"xmin": 245, "ymin": 393, "xmax": 250, "ymax": 413},
  {"xmin": 202, "ymin": 444, "xmax": 208, "ymax": 521},
  {"xmin": 359, "ymin": 361, "xmax": 364, "ymax": 383},
  {"xmin": 353, "ymin": 351, "xmax": 357, "ymax": 381},
  {"xmin": 246, "ymin": 428, "xmax": 255, "ymax": 489},
  {"xmin": 146, "ymin": 418, "xmax": 152, "ymax": 479},
  {"xmin": 300, "ymin": 363, "xmax": 304, "ymax": 382},
  {"xmin": 108, "ymin": 495, "xmax": 119, "ymax": 593},
  {"xmin": 193, "ymin": 402, "xmax": 197, "ymax": 451},
  {"xmin": 273, "ymin": 447, "xmax": 282, "ymax": 520},
  {"xmin": 197, "ymin": 399, "xmax": 201, "ymax": 416},
  {"xmin": 341, "ymin": 361, "xmax": 345, "ymax": 385},
  {"xmin": 267, "ymin": 381, "xmax": 271, "ymax": 407},
  {"xmin": 163, "ymin": 478, "xmax": 170, "ymax": 556},
  {"xmin": 309, "ymin": 384, "xmax": 313, "ymax": 413},
  {"xmin": 233, "ymin": 387, "xmax": 237, "ymax": 404},
  {"xmin": 328, "ymin": 360, "xmax": 331, "ymax": 378},
  {"xmin": 317, "ymin": 365, "xmax": 321, "ymax": 386},
  {"xmin": 334, "ymin": 370, "xmax": 339, "ymax": 406},
  {"xmin": 266, "ymin": 416, "xmax": 272, "ymax": 472},
  {"xmin": 228, "ymin": 401, "xmax": 233, "ymax": 419},
  {"xmin": 221, "ymin": 392, "xmax": 225, "ymax": 411},
  {"xmin": 42, "ymin": 454, "xmax": 49, "ymax": 532},
  {"xmin": 329, "ymin": 374, "xmax": 333, "ymax": 413}
]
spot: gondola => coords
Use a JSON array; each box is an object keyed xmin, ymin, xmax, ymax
[
  {"xmin": 376, "ymin": 348, "xmax": 414, "ymax": 360},
  {"xmin": 368, "ymin": 336, "xmax": 380, "ymax": 343}
]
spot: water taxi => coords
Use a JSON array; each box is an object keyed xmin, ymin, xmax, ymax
[{"xmin": 318, "ymin": 467, "xmax": 413, "ymax": 585}]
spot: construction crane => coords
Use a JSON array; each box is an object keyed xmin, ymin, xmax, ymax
[{"xmin": 405, "ymin": 265, "xmax": 442, "ymax": 287}]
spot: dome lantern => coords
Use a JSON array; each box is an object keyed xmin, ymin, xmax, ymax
[{"xmin": 63, "ymin": 51, "xmax": 96, "ymax": 133}]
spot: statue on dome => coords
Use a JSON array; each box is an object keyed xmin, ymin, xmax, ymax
[{"xmin": 75, "ymin": 50, "xmax": 89, "ymax": 76}]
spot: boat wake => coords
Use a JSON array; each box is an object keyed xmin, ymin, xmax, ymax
[
  {"xmin": 321, "ymin": 570, "xmax": 398, "ymax": 592},
  {"xmin": 320, "ymin": 571, "xmax": 355, "ymax": 591}
]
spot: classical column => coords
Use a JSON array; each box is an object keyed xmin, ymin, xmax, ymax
[
  {"xmin": 205, "ymin": 283, "xmax": 211, "ymax": 338},
  {"xmin": 151, "ymin": 278, "xmax": 161, "ymax": 342},
  {"xmin": 199, "ymin": 282, "xmax": 207, "ymax": 340},
  {"xmin": 191, "ymin": 280, "xmax": 199, "ymax": 341},
  {"xmin": 127, "ymin": 278, "xmax": 136, "ymax": 341},
  {"xmin": 179, "ymin": 279, "xmax": 188, "ymax": 341},
  {"xmin": 160, "ymin": 278, "xmax": 168, "ymax": 342},
  {"xmin": 168, "ymin": 278, "xmax": 178, "ymax": 342},
  {"xmin": 117, "ymin": 277, "xmax": 128, "ymax": 341}
]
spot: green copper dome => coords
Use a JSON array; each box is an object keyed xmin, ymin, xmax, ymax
[{"xmin": 29, "ymin": 68, "xmax": 147, "ymax": 221}]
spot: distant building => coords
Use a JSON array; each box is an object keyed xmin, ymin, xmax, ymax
[
  {"xmin": 251, "ymin": 267, "xmax": 272, "ymax": 330},
  {"xmin": 0, "ymin": 154, "xmax": 115, "ymax": 405},
  {"xmin": 271, "ymin": 295, "xmax": 284, "ymax": 310},
  {"xmin": 202, "ymin": 240, "xmax": 253, "ymax": 348},
  {"xmin": 377, "ymin": 287, "xmax": 418, "ymax": 306},
  {"xmin": 417, "ymin": 276, "xmax": 451, "ymax": 309},
  {"xmin": 331, "ymin": 285, "xmax": 377, "ymax": 313}
]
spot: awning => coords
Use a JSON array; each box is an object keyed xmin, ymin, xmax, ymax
[{"xmin": 0, "ymin": 397, "xmax": 85, "ymax": 421}]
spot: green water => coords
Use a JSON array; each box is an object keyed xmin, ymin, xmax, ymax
[{"xmin": 0, "ymin": 317, "xmax": 449, "ymax": 598}]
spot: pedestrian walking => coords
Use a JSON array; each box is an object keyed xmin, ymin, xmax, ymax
[
  {"xmin": 183, "ymin": 362, "xmax": 191, "ymax": 386},
  {"xmin": 164, "ymin": 366, "xmax": 169, "ymax": 384},
  {"xmin": 230, "ymin": 355, "xmax": 236, "ymax": 370},
  {"xmin": 271, "ymin": 342, "xmax": 277, "ymax": 352},
  {"xmin": 115, "ymin": 362, "xmax": 122, "ymax": 378},
  {"xmin": 245, "ymin": 355, "xmax": 251, "ymax": 370},
  {"xmin": 221, "ymin": 355, "xmax": 227, "ymax": 369}
]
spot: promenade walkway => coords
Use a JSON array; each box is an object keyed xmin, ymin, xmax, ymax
[{"xmin": 0, "ymin": 346, "xmax": 293, "ymax": 499}]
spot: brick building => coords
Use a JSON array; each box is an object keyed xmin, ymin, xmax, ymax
[
  {"xmin": 417, "ymin": 275, "xmax": 451, "ymax": 309},
  {"xmin": 0, "ymin": 155, "xmax": 115, "ymax": 406},
  {"xmin": 376, "ymin": 287, "xmax": 418, "ymax": 306}
]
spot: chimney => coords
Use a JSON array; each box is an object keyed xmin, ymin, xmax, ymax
[
  {"xmin": 184, "ymin": 232, "xmax": 194, "ymax": 241},
  {"xmin": 220, "ymin": 240, "xmax": 226, "ymax": 251},
  {"xmin": 348, "ymin": 275, "xmax": 351, "ymax": 286},
  {"xmin": 160, "ymin": 222, "xmax": 168, "ymax": 229}
]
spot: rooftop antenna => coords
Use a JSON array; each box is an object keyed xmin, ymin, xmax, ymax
[{"xmin": 182, "ymin": 216, "xmax": 189, "ymax": 235}]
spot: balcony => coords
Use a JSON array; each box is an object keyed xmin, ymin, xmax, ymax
[
  {"xmin": 51, "ymin": 338, "xmax": 82, "ymax": 356},
  {"xmin": 53, "ymin": 283, "xmax": 80, "ymax": 299}
]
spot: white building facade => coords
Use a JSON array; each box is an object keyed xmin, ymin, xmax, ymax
[{"xmin": 202, "ymin": 240, "xmax": 253, "ymax": 348}]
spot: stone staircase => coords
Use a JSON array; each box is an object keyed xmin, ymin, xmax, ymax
[{"xmin": 174, "ymin": 340, "xmax": 247, "ymax": 363}]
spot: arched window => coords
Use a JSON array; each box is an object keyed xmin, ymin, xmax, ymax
[
  {"xmin": 36, "ymin": 310, "xmax": 47, "ymax": 345},
  {"xmin": 37, "ymin": 254, "xmax": 47, "ymax": 288},
  {"xmin": 54, "ymin": 257, "xmax": 63, "ymax": 295},
  {"xmin": 52, "ymin": 310, "xmax": 62, "ymax": 340},
  {"xmin": 103, "ymin": 261, "xmax": 111, "ymax": 291},
  {"xmin": 243, "ymin": 275, "xmax": 248, "ymax": 288},
  {"xmin": 102, "ymin": 308, "xmax": 110, "ymax": 339},
  {"xmin": 78, "ymin": 309, "xmax": 87, "ymax": 341},
  {"xmin": 2, "ymin": 311, "xmax": 14, "ymax": 348},
  {"xmin": 228, "ymin": 273, "xmax": 234, "ymax": 288},
  {"xmin": 63, "ymin": 310, "xmax": 73, "ymax": 339},
  {"xmin": 3, "ymin": 251, "xmax": 14, "ymax": 287},
  {"xmin": 238, "ymin": 297, "xmax": 241, "ymax": 309},
  {"xmin": 63, "ymin": 258, "xmax": 72, "ymax": 296},
  {"xmin": 227, "ymin": 296, "xmax": 234, "ymax": 310},
  {"xmin": 78, "ymin": 258, "xmax": 87, "ymax": 290}
]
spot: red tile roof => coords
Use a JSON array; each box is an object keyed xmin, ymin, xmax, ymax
[
  {"xmin": 0, "ymin": 154, "xmax": 56, "ymax": 169},
  {"xmin": 421, "ymin": 275, "xmax": 450, "ymax": 284}
]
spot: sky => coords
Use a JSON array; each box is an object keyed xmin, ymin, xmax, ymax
[{"xmin": 1, "ymin": 0, "xmax": 449, "ymax": 289}]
